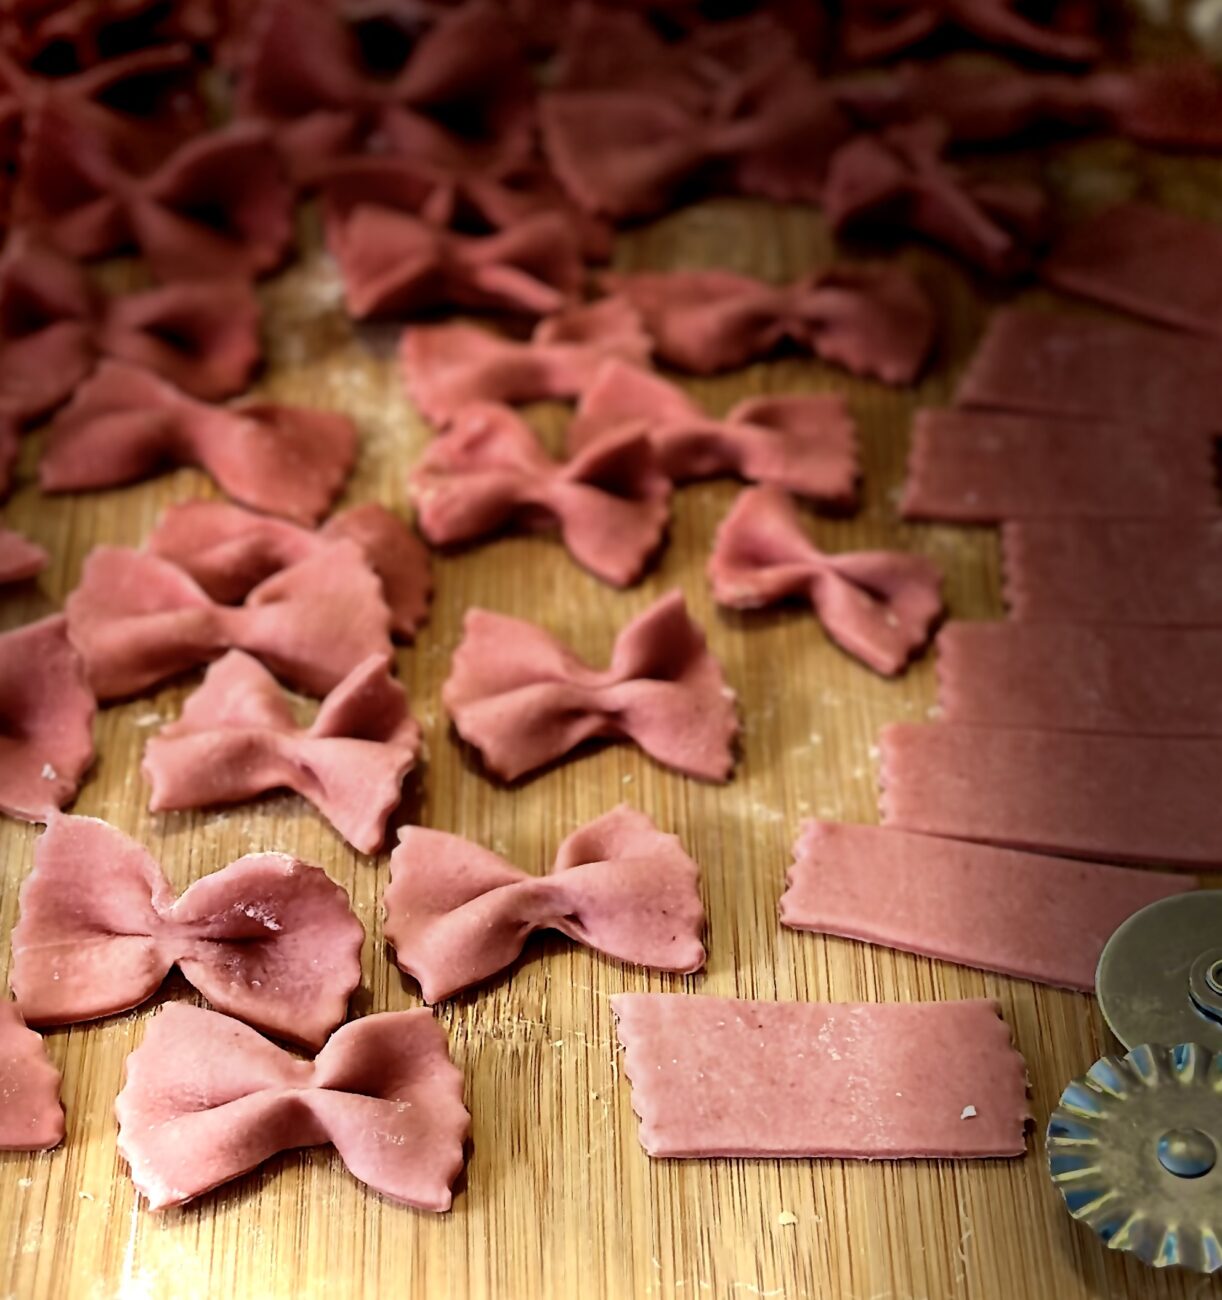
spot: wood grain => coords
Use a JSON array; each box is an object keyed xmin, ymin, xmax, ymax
[{"xmin": 2, "ymin": 138, "xmax": 1222, "ymax": 1300}]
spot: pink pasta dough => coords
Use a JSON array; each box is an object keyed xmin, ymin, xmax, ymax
[
  {"xmin": 782, "ymin": 820, "xmax": 1192, "ymax": 990},
  {"xmin": 65, "ymin": 542, "xmax": 392, "ymax": 700},
  {"xmin": 708, "ymin": 487, "xmax": 942, "ymax": 676},
  {"xmin": 147, "ymin": 500, "xmax": 431, "ymax": 641},
  {"xmin": 0, "ymin": 615, "xmax": 95, "ymax": 822},
  {"xmin": 442, "ymin": 591, "xmax": 738, "ymax": 783},
  {"xmin": 0, "ymin": 1002, "xmax": 64, "ymax": 1151},
  {"xmin": 11, "ymin": 813, "xmax": 363, "ymax": 1048},
  {"xmin": 116, "ymin": 1004, "xmax": 469, "ymax": 1210},
  {"xmin": 567, "ymin": 360, "xmax": 858, "ymax": 504},
  {"xmin": 606, "ymin": 264, "xmax": 934, "ymax": 383},
  {"xmin": 384, "ymin": 806, "xmax": 705, "ymax": 1001},
  {"xmin": 144, "ymin": 651, "xmax": 420, "ymax": 854},
  {"xmin": 409, "ymin": 401, "xmax": 670, "ymax": 587},
  {"xmin": 613, "ymin": 993, "xmax": 1030, "ymax": 1158},
  {"xmin": 1042, "ymin": 202, "xmax": 1222, "ymax": 338},
  {"xmin": 40, "ymin": 362, "xmax": 356, "ymax": 524}
]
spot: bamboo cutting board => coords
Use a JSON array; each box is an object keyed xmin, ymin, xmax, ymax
[{"xmin": 2, "ymin": 137, "xmax": 1221, "ymax": 1300}]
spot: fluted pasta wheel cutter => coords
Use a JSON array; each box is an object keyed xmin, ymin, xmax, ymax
[
  {"xmin": 1095, "ymin": 892, "xmax": 1222, "ymax": 1053},
  {"xmin": 1046, "ymin": 893, "xmax": 1222, "ymax": 1274}
]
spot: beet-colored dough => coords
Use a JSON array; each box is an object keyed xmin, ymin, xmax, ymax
[
  {"xmin": 409, "ymin": 401, "xmax": 670, "ymax": 587},
  {"xmin": 1002, "ymin": 519, "xmax": 1222, "ymax": 625},
  {"xmin": 12, "ymin": 813, "xmax": 364, "ymax": 1046},
  {"xmin": 442, "ymin": 591, "xmax": 738, "ymax": 783},
  {"xmin": 144, "ymin": 651, "xmax": 420, "ymax": 854},
  {"xmin": 399, "ymin": 298, "xmax": 652, "ymax": 427},
  {"xmin": 823, "ymin": 119, "xmax": 1048, "ymax": 278},
  {"xmin": 606, "ymin": 264, "xmax": 934, "ymax": 383},
  {"xmin": 0, "ymin": 615, "xmax": 95, "ymax": 823},
  {"xmin": 936, "ymin": 622, "xmax": 1222, "ymax": 735},
  {"xmin": 384, "ymin": 805, "xmax": 705, "ymax": 1001},
  {"xmin": 0, "ymin": 1001, "xmax": 64, "ymax": 1151},
  {"xmin": 955, "ymin": 308, "xmax": 1222, "ymax": 432},
  {"xmin": 708, "ymin": 487, "xmax": 942, "ymax": 676},
  {"xmin": 782, "ymin": 820, "xmax": 1192, "ymax": 990},
  {"xmin": 65, "ymin": 542, "xmax": 392, "ymax": 700},
  {"xmin": 613, "ymin": 993, "xmax": 1029, "ymax": 1158},
  {"xmin": 1040, "ymin": 200, "xmax": 1222, "ymax": 338},
  {"xmin": 1042, "ymin": 202, "xmax": 1222, "ymax": 338},
  {"xmin": 0, "ymin": 237, "xmax": 261, "ymax": 424},
  {"xmin": 327, "ymin": 207, "xmax": 583, "ymax": 321},
  {"xmin": 15, "ymin": 108, "xmax": 293, "ymax": 281},
  {"xmin": 568, "ymin": 361, "xmax": 859, "ymax": 504},
  {"xmin": 901, "ymin": 408, "xmax": 1217, "ymax": 521},
  {"xmin": 116, "ymin": 1004, "xmax": 469, "ymax": 1210},
  {"xmin": 41, "ymin": 362, "xmax": 356, "ymax": 524},
  {"xmin": 147, "ymin": 500, "xmax": 431, "ymax": 641},
  {"xmin": 881, "ymin": 723, "xmax": 1222, "ymax": 867}
]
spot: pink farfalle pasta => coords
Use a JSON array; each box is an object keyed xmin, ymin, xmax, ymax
[
  {"xmin": 40, "ymin": 361, "xmax": 356, "ymax": 524},
  {"xmin": 147, "ymin": 500, "xmax": 431, "ymax": 641},
  {"xmin": 708, "ymin": 487, "xmax": 942, "ymax": 676},
  {"xmin": 400, "ymin": 297, "xmax": 652, "ymax": 426},
  {"xmin": 116, "ymin": 1004, "xmax": 470, "ymax": 1210},
  {"xmin": 384, "ymin": 806, "xmax": 705, "ymax": 1002},
  {"xmin": 606, "ymin": 264, "xmax": 934, "ymax": 383},
  {"xmin": 838, "ymin": 0, "xmax": 1100, "ymax": 64},
  {"xmin": 0, "ymin": 1001, "xmax": 64, "ymax": 1151},
  {"xmin": 238, "ymin": 0, "xmax": 530, "ymax": 182},
  {"xmin": 317, "ymin": 153, "xmax": 614, "ymax": 262},
  {"xmin": 823, "ymin": 119, "xmax": 1048, "ymax": 278},
  {"xmin": 65, "ymin": 542, "xmax": 392, "ymax": 700},
  {"xmin": 15, "ymin": 107, "xmax": 293, "ymax": 281},
  {"xmin": 11, "ymin": 813, "xmax": 363, "ymax": 1047},
  {"xmin": 541, "ymin": 62, "xmax": 850, "ymax": 219},
  {"xmin": 0, "ymin": 236, "xmax": 261, "ymax": 423},
  {"xmin": 409, "ymin": 402, "xmax": 670, "ymax": 587},
  {"xmin": 568, "ymin": 360, "xmax": 858, "ymax": 504},
  {"xmin": 327, "ymin": 206, "xmax": 584, "ymax": 321},
  {"xmin": 0, "ymin": 43, "xmax": 202, "ymax": 176},
  {"xmin": 0, "ymin": 615, "xmax": 95, "ymax": 823},
  {"xmin": 442, "ymin": 591, "xmax": 738, "ymax": 783},
  {"xmin": 0, "ymin": 528, "xmax": 46, "ymax": 584},
  {"xmin": 144, "ymin": 651, "xmax": 420, "ymax": 854}
]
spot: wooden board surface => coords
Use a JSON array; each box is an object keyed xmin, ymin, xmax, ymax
[{"xmin": 2, "ymin": 133, "xmax": 1221, "ymax": 1300}]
